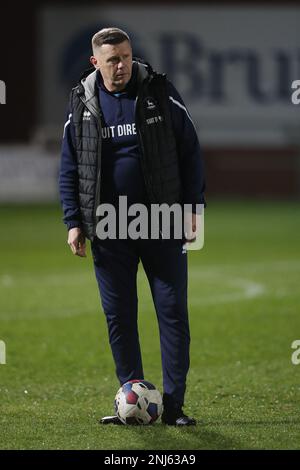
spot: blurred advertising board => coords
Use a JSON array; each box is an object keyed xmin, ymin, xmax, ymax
[{"xmin": 37, "ymin": 6, "xmax": 300, "ymax": 147}]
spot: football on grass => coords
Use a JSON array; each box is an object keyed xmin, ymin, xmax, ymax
[{"xmin": 114, "ymin": 380, "xmax": 163, "ymax": 425}]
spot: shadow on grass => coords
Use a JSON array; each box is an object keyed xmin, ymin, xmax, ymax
[
  {"xmin": 98, "ymin": 423, "xmax": 242, "ymax": 450},
  {"xmin": 96, "ymin": 416, "xmax": 300, "ymax": 450}
]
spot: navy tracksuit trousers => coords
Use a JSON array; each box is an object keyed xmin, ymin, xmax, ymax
[{"xmin": 91, "ymin": 237, "xmax": 190, "ymax": 405}]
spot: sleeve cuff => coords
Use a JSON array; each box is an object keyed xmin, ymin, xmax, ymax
[{"xmin": 66, "ymin": 220, "xmax": 82, "ymax": 231}]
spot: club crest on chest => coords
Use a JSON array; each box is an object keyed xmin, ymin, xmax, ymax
[
  {"xmin": 83, "ymin": 110, "xmax": 91, "ymax": 121},
  {"xmin": 144, "ymin": 97, "xmax": 163, "ymax": 125}
]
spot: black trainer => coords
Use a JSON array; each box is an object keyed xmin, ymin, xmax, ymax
[
  {"xmin": 161, "ymin": 408, "xmax": 196, "ymax": 426},
  {"xmin": 99, "ymin": 415, "xmax": 124, "ymax": 425},
  {"xmin": 161, "ymin": 394, "xmax": 197, "ymax": 426}
]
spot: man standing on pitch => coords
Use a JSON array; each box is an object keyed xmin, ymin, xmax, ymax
[{"xmin": 59, "ymin": 27, "xmax": 205, "ymax": 425}]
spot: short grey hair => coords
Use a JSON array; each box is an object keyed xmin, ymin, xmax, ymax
[{"xmin": 92, "ymin": 27, "xmax": 131, "ymax": 52}]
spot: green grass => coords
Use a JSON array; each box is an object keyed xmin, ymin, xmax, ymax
[{"xmin": 0, "ymin": 200, "xmax": 300, "ymax": 449}]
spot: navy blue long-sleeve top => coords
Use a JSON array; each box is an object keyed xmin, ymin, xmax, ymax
[{"xmin": 59, "ymin": 64, "xmax": 205, "ymax": 231}]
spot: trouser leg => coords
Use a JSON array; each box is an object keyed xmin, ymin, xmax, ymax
[
  {"xmin": 91, "ymin": 238, "xmax": 143, "ymax": 385},
  {"xmin": 140, "ymin": 238, "xmax": 190, "ymax": 406}
]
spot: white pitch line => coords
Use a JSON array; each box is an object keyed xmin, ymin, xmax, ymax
[
  {"xmin": 0, "ymin": 277, "xmax": 265, "ymax": 322},
  {"xmin": 0, "ymin": 275, "xmax": 14, "ymax": 287},
  {"xmin": 189, "ymin": 278, "xmax": 266, "ymax": 306},
  {"xmin": 0, "ymin": 258, "xmax": 299, "ymax": 288},
  {"xmin": 2, "ymin": 257, "xmax": 299, "ymax": 318}
]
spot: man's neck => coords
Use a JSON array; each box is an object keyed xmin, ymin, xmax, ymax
[{"xmin": 105, "ymin": 83, "xmax": 126, "ymax": 93}]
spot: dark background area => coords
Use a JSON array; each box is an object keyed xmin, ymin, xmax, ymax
[{"xmin": 0, "ymin": 0, "xmax": 299, "ymax": 199}]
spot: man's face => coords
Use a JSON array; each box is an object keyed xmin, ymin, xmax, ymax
[{"xmin": 90, "ymin": 40, "xmax": 133, "ymax": 92}]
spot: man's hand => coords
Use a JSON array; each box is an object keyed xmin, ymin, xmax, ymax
[
  {"xmin": 67, "ymin": 227, "xmax": 86, "ymax": 257},
  {"xmin": 184, "ymin": 212, "xmax": 197, "ymax": 243}
]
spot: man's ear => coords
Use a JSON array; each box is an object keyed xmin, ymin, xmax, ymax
[{"xmin": 90, "ymin": 56, "xmax": 98, "ymax": 69}]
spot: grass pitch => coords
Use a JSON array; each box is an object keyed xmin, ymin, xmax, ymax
[{"xmin": 0, "ymin": 200, "xmax": 300, "ymax": 449}]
